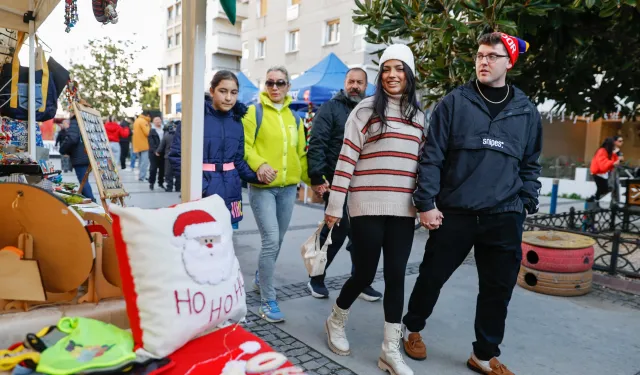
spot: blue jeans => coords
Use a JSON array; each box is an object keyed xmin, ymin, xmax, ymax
[
  {"xmin": 74, "ymin": 165, "xmax": 95, "ymax": 201},
  {"xmin": 137, "ymin": 151, "xmax": 149, "ymax": 180},
  {"xmin": 130, "ymin": 144, "xmax": 137, "ymax": 168},
  {"xmin": 249, "ymin": 184, "xmax": 298, "ymax": 301}
]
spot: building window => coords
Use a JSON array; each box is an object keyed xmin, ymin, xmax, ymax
[
  {"xmin": 325, "ymin": 19, "xmax": 340, "ymax": 45},
  {"xmin": 287, "ymin": 30, "xmax": 299, "ymax": 53},
  {"xmin": 175, "ymin": 32, "xmax": 181, "ymax": 46},
  {"xmin": 167, "ymin": 66, "xmax": 172, "ymax": 77},
  {"xmin": 175, "ymin": 63, "xmax": 181, "ymax": 77},
  {"xmin": 242, "ymin": 41, "xmax": 249, "ymax": 59},
  {"xmin": 167, "ymin": 6, "xmax": 174, "ymax": 21},
  {"xmin": 287, "ymin": 0, "xmax": 300, "ymax": 5},
  {"xmin": 167, "ymin": 35, "xmax": 173, "ymax": 48},
  {"xmin": 257, "ymin": 0, "xmax": 267, "ymax": 18},
  {"xmin": 175, "ymin": 2, "xmax": 181, "ymax": 18},
  {"xmin": 256, "ymin": 38, "xmax": 266, "ymax": 59}
]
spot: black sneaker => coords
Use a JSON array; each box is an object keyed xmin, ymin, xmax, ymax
[
  {"xmin": 164, "ymin": 187, "xmax": 173, "ymax": 192},
  {"xmin": 307, "ymin": 278, "xmax": 329, "ymax": 299},
  {"xmin": 149, "ymin": 184, "xmax": 154, "ymax": 191},
  {"xmin": 359, "ymin": 285, "xmax": 382, "ymax": 302}
]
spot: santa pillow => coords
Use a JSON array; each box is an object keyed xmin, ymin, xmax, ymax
[{"xmin": 109, "ymin": 195, "xmax": 247, "ymax": 358}]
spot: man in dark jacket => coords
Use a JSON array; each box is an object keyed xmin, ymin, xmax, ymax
[
  {"xmin": 55, "ymin": 120, "xmax": 71, "ymax": 172},
  {"xmin": 148, "ymin": 116, "xmax": 165, "ymax": 191},
  {"xmin": 305, "ymin": 68, "xmax": 382, "ymax": 302},
  {"xmin": 157, "ymin": 121, "xmax": 179, "ymax": 192},
  {"xmin": 401, "ymin": 33, "xmax": 542, "ymax": 374},
  {"xmin": 119, "ymin": 118, "xmax": 132, "ymax": 170},
  {"xmin": 59, "ymin": 117, "xmax": 95, "ymax": 201}
]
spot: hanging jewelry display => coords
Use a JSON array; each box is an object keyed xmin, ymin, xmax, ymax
[{"xmin": 64, "ymin": 0, "xmax": 79, "ymax": 33}]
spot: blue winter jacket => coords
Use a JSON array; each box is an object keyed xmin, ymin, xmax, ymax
[{"xmin": 168, "ymin": 96, "xmax": 260, "ymax": 224}]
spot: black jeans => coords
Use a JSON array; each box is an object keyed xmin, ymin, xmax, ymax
[
  {"xmin": 164, "ymin": 158, "xmax": 180, "ymax": 191},
  {"xmin": 403, "ymin": 211, "xmax": 525, "ymax": 360},
  {"xmin": 311, "ymin": 192, "xmax": 354, "ymax": 282},
  {"xmin": 592, "ymin": 175, "xmax": 610, "ymax": 201},
  {"xmin": 149, "ymin": 152, "xmax": 165, "ymax": 186},
  {"xmin": 336, "ymin": 215, "xmax": 414, "ymax": 323},
  {"xmin": 119, "ymin": 141, "xmax": 130, "ymax": 169}
]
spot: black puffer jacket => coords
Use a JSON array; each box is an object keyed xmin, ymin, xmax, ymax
[
  {"xmin": 307, "ymin": 90, "xmax": 358, "ymax": 185},
  {"xmin": 59, "ymin": 118, "xmax": 89, "ymax": 167},
  {"xmin": 414, "ymin": 81, "xmax": 543, "ymax": 215}
]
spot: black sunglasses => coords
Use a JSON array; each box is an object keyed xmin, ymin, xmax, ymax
[{"xmin": 265, "ymin": 79, "xmax": 288, "ymax": 88}]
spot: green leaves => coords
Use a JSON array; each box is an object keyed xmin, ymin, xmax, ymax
[
  {"xmin": 68, "ymin": 37, "xmax": 151, "ymax": 117},
  {"xmin": 353, "ymin": 0, "xmax": 640, "ymax": 118}
]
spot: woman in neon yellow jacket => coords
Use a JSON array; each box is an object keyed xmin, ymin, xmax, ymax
[{"xmin": 243, "ymin": 66, "xmax": 310, "ymax": 323}]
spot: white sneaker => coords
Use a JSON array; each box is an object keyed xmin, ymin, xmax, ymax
[
  {"xmin": 325, "ymin": 304, "xmax": 350, "ymax": 356},
  {"xmin": 378, "ymin": 322, "xmax": 414, "ymax": 375}
]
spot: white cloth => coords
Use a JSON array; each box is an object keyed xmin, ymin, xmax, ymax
[{"xmin": 273, "ymin": 103, "xmax": 284, "ymax": 111}]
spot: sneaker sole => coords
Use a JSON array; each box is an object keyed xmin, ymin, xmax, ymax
[
  {"xmin": 466, "ymin": 359, "xmax": 488, "ymax": 374},
  {"xmin": 308, "ymin": 282, "xmax": 329, "ymax": 299},
  {"xmin": 325, "ymin": 321, "xmax": 350, "ymax": 356},
  {"xmin": 358, "ymin": 293, "xmax": 381, "ymax": 302},
  {"xmin": 377, "ymin": 357, "xmax": 398, "ymax": 375},
  {"xmin": 259, "ymin": 310, "xmax": 284, "ymax": 323}
]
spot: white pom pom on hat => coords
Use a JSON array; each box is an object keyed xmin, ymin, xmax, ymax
[{"xmin": 379, "ymin": 44, "xmax": 415, "ymax": 75}]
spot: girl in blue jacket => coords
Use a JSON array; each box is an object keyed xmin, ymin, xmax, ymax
[{"xmin": 169, "ymin": 70, "xmax": 260, "ymax": 228}]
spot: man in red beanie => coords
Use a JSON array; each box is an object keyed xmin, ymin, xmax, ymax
[{"xmin": 401, "ymin": 32, "xmax": 542, "ymax": 375}]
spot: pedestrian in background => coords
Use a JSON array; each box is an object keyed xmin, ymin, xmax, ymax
[
  {"xmin": 119, "ymin": 117, "xmax": 133, "ymax": 170},
  {"xmin": 242, "ymin": 66, "xmax": 310, "ymax": 323},
  {"xmin": 587, "ymin": 135, "xmax": 622, "ymax": 203},
  {"xmin": 158, "ymin": 121, "xmax": 180, "ymax": 192},
  {"xmin": 132, "ymin": 111, "xmax": 151, "ymax": 181},
  {"xmin": 148, "ymin": 117, "xmax": 165, "ymax": 191},
  {"xmin": 59, "ymin": 116, "xmax": 96, "ymax": 201},
  {"xmin": 105, "ymin": 115, "xmax": 129, "ymax": 168},
  {"xmin": 323, "ymin": 44, "xmax": 425, "ymax": 375}
]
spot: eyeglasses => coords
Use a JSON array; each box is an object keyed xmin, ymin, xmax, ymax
[
  {"xmin": 265, "ymin": 79, "xmax": 288, "ymax": 88},
  {"xmin": 474, "ymin": 54, "xmax": 509, "ymax": 63}
]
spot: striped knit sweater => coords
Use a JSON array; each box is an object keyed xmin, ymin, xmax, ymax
[{"xmin": 326, "ymin": 94, "xmax": 426, "ymax": 218}]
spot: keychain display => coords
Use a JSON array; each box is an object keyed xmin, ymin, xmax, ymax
[{"xmin": 80, "ymin": 110, "xmax": 122, "ymax": 190}]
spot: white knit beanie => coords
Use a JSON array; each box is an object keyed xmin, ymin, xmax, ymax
[{"xmin": 379, "ymin": 44, "xmax": 415, "ymax": 75}]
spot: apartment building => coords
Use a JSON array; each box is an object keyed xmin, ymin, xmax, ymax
[
  {"xmin": 160, "ymin": 0, "xmax": 248, "ymax": 118},
  {"xmin": 240, "ymin": 0, "xmax": 379, "ymax": 89}
]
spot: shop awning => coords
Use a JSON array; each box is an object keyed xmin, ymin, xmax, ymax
[
  {"xmin": 0, "ymin": 0, "xmax": 60, "ymax": 32},
  {"xmin": 237, "ymin": 71, "xmax": 259, "ymax": 104}
]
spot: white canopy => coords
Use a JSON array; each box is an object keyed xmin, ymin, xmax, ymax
[{"xmin": 0, "ymin": 0, "xmax": 60, "ymax": 32}]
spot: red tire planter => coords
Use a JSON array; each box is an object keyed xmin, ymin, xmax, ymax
[{"xmin": 521, "ymin": 243, "xmax": 594, "ymax": 273}]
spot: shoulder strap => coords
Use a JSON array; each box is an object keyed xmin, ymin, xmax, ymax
[
  {"xmin": 290, "ymin": 108, "xmax": 301, "ymax": 127},
  {"xmin": 254, "ymin": 103, "xmax": 263, "ymax": 138}
]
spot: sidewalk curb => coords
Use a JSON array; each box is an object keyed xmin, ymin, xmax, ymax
[{"xmin": 593, "ymin": 273, "xmax": 640, "ymax": 296}]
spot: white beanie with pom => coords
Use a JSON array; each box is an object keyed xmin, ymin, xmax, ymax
[{"xmin": 379, "ymin": 44, "xmax": 415, "ymax": 75}]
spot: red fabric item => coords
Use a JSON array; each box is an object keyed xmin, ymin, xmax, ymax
[
  {"xmin": 590, "ymin": 148, "xmax": 618, "ymax": 175},
  {"xmin": 105, "ymin": 121, "xmax": 128, "ymax": 142},
  {"xmin": 172, "ymin": 210, "xmax": 216, "ymax": 237},
  {"xmin": 110, "ymin": 211, "xmax": 145, "ymax": 352},
  {"xmin": 158, "ymin": 325, "xmax": 304, "ymax": 375}
]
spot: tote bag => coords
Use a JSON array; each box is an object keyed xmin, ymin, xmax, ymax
[{"xmin": 300, "ymin": 221, "xmax": 333, "ymax": 277}]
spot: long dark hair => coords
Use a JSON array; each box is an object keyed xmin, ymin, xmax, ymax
[
  {"xmin": 210, "ymin": 70, "xmax": 239, "ymax": 91},
  {"xmin": 601, "ymin": 136, "xmax": 620, "ymax": 158},
  {"xmin": 359, "ymin": 61, "xmax": 420, "ymax": 136}
]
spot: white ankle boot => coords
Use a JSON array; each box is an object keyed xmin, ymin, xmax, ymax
[
  {"xmin": 378, "ymin": 322, "xmax": 414, "ymax": 375},
  {"xmin": 325, "ymin": 304, "xmax": 350, "ymax": 356}
]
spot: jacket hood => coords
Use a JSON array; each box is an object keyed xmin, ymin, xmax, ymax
[
  {"xmin": 259, "ymin": 91, "xmax": 293, "ymax": 110},
  {"xmin": 204, "ymin": 93, "xmax": 248, "ymax": 122},
  {"xmin": 461, "ymin": 80, "xmax": 530, "ymax": 106}
]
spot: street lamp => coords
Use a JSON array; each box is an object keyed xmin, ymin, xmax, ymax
[{"xmin": 157, "ymin": 67, "xmax": 168, "ymax": 117}]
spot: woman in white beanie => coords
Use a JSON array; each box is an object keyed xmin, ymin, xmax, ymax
[{"xmin": 323, "ymin": 43, "xmax": 424, "ymax": 375}]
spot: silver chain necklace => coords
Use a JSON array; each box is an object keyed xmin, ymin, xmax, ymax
[{"xmin": 475, "ymin": 79, "xmax": 510, "ymax": 104}]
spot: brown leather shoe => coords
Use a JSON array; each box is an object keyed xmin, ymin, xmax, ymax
[
  {"xmin": 467, "ymin": 356, "xmax": 514, "ymax": 375},
  {"xmin": 402, "ymin": 331, "xmax": 426, "ymax": 361}
]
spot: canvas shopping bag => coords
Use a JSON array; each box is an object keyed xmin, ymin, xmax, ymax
[{"xmin": 300, "ymin": 221, "xmax": 333, "ymax": 277}]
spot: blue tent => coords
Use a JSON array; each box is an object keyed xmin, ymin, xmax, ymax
[
  {"xmin": 289, "ymin": 53, "xmax": 375, "ymax": 106},
  {"xmin": 237, "ymin": 71, "xmax": 260, "ymax": 104}
]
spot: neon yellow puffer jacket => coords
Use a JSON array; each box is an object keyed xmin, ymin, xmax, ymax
[{"xmin": 243, "ymin": 92, "xmax": 310, "ymax": 188}]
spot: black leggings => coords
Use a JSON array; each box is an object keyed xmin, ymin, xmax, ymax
[
  {"xmin": 336, "ymin": 215, "xmax": 414, "ymax": 323},
  {"xmin": 593, "ymin": 175, "xmax": 611, "ymax": 200}
]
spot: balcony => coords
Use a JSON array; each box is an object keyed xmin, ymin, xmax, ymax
[
  {"xmin": 212, "ymin": 0, "xmax": 248, "ymax": 22},
  {"xmin": 287, "ymin": 4, "xmax": 299, "ymax": 21},
  {"xmin": 210, "ymin": 32, "xmax": 242, "ymax": 56}
]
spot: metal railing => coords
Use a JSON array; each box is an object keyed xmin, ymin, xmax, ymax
[{"xmin": 525, "ymin": 206, "xmax": 640, "ymax": 278}]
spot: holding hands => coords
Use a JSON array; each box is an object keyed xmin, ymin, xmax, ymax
[
  {"xmin": 420, "ymin": 208, "xmax": 444, "ymax": 230},
  {"xmin": 257, "ymin": 163, "xmax": 278, "ymax": 184}
]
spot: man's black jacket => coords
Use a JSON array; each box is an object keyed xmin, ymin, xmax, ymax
[
  {"xmin": 148, "ymin": 128, "xmax": 162, "ymax": 155},
  {"xmin": 414, "ymin": 81, "xmax": 542, "ymax": 215},
  {"xmin": 59, "ymin": 118, "xmax": 89, "ymax": 167},
  {"xmin": 307, "ymin": 90, "xmax": 357, "ymax": 185}
]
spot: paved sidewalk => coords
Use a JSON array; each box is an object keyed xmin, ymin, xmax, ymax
[{"xmin": 53, "ymin": 163, "xmax": 640, "ymax": 375}]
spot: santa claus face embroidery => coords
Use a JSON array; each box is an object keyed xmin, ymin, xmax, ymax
[{"xmin": 172, "ymin": 210, "xmax": 234, "ymax": 285}]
